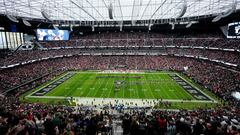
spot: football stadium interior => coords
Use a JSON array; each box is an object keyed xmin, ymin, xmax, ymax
[{"xmin": 0, "ymin": 0, "xmax": 240, "ymax": 135}]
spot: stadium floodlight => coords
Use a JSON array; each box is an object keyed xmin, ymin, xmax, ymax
[
  {"xmin": 22, "ymin": 19, "xmax": 31, "ymax": 27},
  {"xmin": 212, "ymin": 0, "xmax": 237, "ymax": 22},
  {"xmin": 41, "ymin": 11, "xmax": 52, "ymax": 22},
  {"xmin": 70, "ymin": 25, "xmax": 73, "ymax": 31},
  {"xmin": 132, "ymin": 20, "xmax": 137, "ymax": 26},
  {"xmin": 222, "ymin": 0, "xmax": 237, "ymax": 18},
  {"xmin": 53, "ymin": 25, "xmax": 59, "ymax": 30},
  {"xmin": 120, "ymin": 25, "xmax": 122, "ymax": 31},
  {"xmin": 186, "ymin": 22, "xmax": 192, "ymax": 28},
  {"xmin": 108, "ymin": 3, "xmax": 113, "ymax": 19},
  {"xmin": 170, "ymin": 23, "xmax": 175, "ymax": 30},
  {"xmin": 118, "ymin": 21, "xmax": 123, "ymax": 31},
  {"xmin": 177, "ymin": 0, "xmax": 187, "ymax": 18},
  {"xmin": 148, "ymin": 24, "xmax": 153, "ymax": 31},
  {"xmin": 37, "ymin": 23, "xmax": 42, "ymax": 28},
  {"xmin": 6, "ymin": 15, "xmax": 19, "ymax": 23},
  {"xmin": 212, "ymin": 15, "xmax": 222, "ymax": 22},
  {"xmin": 221, "ymin": 9, "xmax": 234, "ymax": 18}
]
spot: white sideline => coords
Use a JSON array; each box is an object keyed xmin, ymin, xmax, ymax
[{"xmin": 26, "ymin": 96, "xmax": 217, "ymax": 107}]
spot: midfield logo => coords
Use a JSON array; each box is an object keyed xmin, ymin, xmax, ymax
[{"xmin": 234, "ymin": 25, "xmax": 240, "ymax": 35}]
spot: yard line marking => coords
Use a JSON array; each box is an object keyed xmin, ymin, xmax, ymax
[
  {"xmin": 78, "ymin": 74, "xmax": 93, "ymax": 96},
  {"xmin": 103, "ymin": 88, "xmax": 108, "ymax": 91},
  {"xmin": 99, "ymin": 77, "xmax": 110, "ymax": 98},
  {"xmin": 86, "ymin": 75, "xmax": 97, "ymax": 97},
  {"xmin": 162, "ymin": 74, "xmax": 183, "ymax": 99},
  {"xmin": 80, "ymin": 92, "xmax": 84, "ymax": 96},
  {"xmin": 144, "ymin": 74, "xmax": 155, "ymax": 99},
  {"xmin": 102, "ymin": 78, "xmax": 111, "ymax": 98},
  {"xmin": 108, "ymin": 77, "xmax": 114, "ymax": 98},
  {"xmin": 154, "ymin": 74, "xmax": 170, "ymax": 99},
  {"xmin": 134, "ymin": 75, "xmax": 141, "ymax": 99}
]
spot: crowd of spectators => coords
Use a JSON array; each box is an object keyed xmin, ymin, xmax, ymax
[
  {"xmin": 165, "ymin": 48, "xmax": 239, "ymax": 65},
  {"xmin": 0, "ymin": 32, "xmax": 239, "ymax": 67},
  {"xmin": 39, "ymin": 38, "xmax": 240, "ymax": 50},
  {"xmin": 121, "ymin": 107, "xmax": 240, "ymax": 135},
  {"xmin": 185, "ymin": 61, "xmax": 240, "ymax": 108},
  {"xmin": 0, "ymin": 32, "xmax": 239, "ymax": 135},
  {"xmin": 0, "ymin": 46, "xmax": 239, "ymax": 67},
  {"xmin": 0, "ymin": 55, "xmax": 239, "ymax": 107},
  {"xmin": 0, "ymin": 58, "xmax": 67, "ymax": 93},
  {"xmin": 0, "ymin": 95, "xmax": 239, "ymax": 135},
  {"xmin": 73, "ymin": 31, "xmax": 223, "ymax": 39},
  {"xmin": 0, "ymin": 96, "xmax": 114, "ymax": 135},
  {"xmin": 0, "ymin": 49, "xmax": 81, "ymax": 67},
  {"xmin": 39, "ymin": 32, "xmax": 240, "ymax": 50}
]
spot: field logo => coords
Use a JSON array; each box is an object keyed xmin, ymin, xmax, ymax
[{"xmin": 234, "ymin": 25, "xmax": 240, "ymax": 35}]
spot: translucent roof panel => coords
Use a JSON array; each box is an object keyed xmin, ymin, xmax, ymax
[{"xmin": 0, "ymin": 0, "xmax": 239, "ymax": 22}]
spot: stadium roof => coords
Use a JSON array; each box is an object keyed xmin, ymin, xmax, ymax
[{"xmin": 0, "ymin": 0, "xmax": 239, "ymax": 24}]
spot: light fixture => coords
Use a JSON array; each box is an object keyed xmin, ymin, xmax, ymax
[
  {"xmin": 37, "ymin": 23, "xmax": 42, "ymax": 28},
  {"xmin": 148, "ymin": 24, "xmax": 153, "ymax": 31},
  {"xmin": 6, "ymin": 15, "xmax": 19, "ymax": 23},
  {"xmin": 186, "ymin": 22, "xmax": 192, "ymax": 28},
  {"xmin": 212, "ymin": 15, "xmax": 222, "ymax": 22},
  {"xmin": 22, "ymin": 19, "xmax": 31, "ymax": 27},
  {"xmin": 212, "ymin": 0, "xmax": 237, "ymax": 22},
  {"xmin": 221, "ymin": 8, "xmax": 234, "ymax": 18},
  {"xmin": 178, "ymin": 0, "xmax": 187, "ymax": 18},
  {"xmin": 120, "ymin": 25, "xmax": 123, "ymax": 31},
  {"xmin": 70, "ymin": 25, "xmax": 73, "ymax": 31},
  {"xmin": 41, "ymin": 11, "xmax": 52, "ymax": 22},
  {"xmin": 108, "ymin": 3, "xmax": 113, "ymax": 19},
  {"xmin": 170, "ymin": 23, "xmax": 175, "ymax": 30},
  {"xmin": 53, "ymin": 25, "xmax": 59, "ymax": 30}
]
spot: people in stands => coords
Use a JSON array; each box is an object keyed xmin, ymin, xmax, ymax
[{"xmin": 0, "ymin": 32, "xmax": 239, "ymax": 135}]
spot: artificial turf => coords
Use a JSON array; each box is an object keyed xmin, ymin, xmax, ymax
[{"xmin": 44, "ymin": 72, "xmax": 194, "ymax": 100}]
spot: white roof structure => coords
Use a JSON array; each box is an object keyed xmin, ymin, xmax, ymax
[{"xmin": 0, "ymin": 0, "xmax": 239, "ymax": 24}]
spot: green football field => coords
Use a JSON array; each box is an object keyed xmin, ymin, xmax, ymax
[
  {"xmin": 27, "ymin": 71, "xmax": 215, "ymax": 100},
  {"xmin": 23, "ymin": 71, "xmax": 221, "ymax": 109},
  {"xmin": 45, "ymin": 72, "xmax": 193, "ymax": 99}
]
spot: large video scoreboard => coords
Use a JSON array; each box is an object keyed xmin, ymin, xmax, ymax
[
  {"xmin": 227, "ymin": 22, "xmax": 240, "ymax": 38},
  {"xmin": 36, "ymin": 29, "xmax": 69, "ymax": 41}
]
